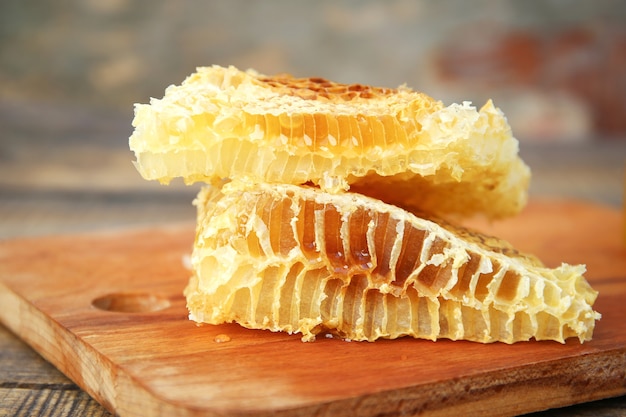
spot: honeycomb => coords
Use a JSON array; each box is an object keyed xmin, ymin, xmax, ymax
[
  {"xmin": 130, "ymin": 65, "xmax": 599, "ymax": 343},
  {"xmin": 185, "ymin": 180, "xmax": 600, "ymax": 343},
  {"xmin": 129, "ymin": 65, "xmax": 530, "ymax": 219}
]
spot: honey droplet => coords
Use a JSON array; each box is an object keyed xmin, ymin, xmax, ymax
[{"xmin": 214, "ymin": 334, "xmax": 231, "ymax": 343}]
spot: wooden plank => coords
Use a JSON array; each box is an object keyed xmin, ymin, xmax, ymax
[
  {"xmin": 0, "ymin": 200, "xmax": 624, "ymax": 417},
  {"xmin": 0, "ymin": 321, "xmax": 112, "ymax": 416},
  {"xmin": 0, "ymin": 387, "xmax": 112, "ymax": 417}
]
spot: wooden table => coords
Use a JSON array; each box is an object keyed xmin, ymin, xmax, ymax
[{"xmin": 1, "ymin": 98, "xmax": 625, "ymax": 416}]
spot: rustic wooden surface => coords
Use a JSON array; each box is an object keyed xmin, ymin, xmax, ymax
[
  {"xmin": 0, "ymin": 199, "xmax": 625, "ymax": 417},
  {"xmin": 0, "ymin": 99, "xmax": 625, "ymax": 416}
]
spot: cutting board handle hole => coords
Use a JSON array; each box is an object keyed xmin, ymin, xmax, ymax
[{"xmin": 92, "ymin": 292, "xmax": 170, "ymax": 313}]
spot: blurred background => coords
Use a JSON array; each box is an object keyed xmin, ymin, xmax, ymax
[{"xmin": 1, "ymin": 0, "xmax": 625, "ymax": 236}]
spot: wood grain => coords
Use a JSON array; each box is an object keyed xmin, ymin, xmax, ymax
[
  {"xmin": 0, "ymin": 325, "xmax": 113, "ymax": 417},
  {"xmin": 0, "ymin": 200, "xmax": 624, "ymax": 417}
]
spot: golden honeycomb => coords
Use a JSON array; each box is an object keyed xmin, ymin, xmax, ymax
[
  {"xmin": 130, "ymin": 65, "xmax": 599, "ymax": 343},
  {"xmin": 185, "ymin": 180, "xmax": 600, "ymax": 343},
  {"xmin": 129, "ymin": 65, "xmax": 530, "ymax": 219}
]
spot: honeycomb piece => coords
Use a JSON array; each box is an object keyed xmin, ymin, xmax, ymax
[
  {"xmin": 185, "ymin": 180, "xmax": 600, "ymax": 343},
  {"xmin": 130, "ymin": 65, "xmax": 530, "ymax": 219}
]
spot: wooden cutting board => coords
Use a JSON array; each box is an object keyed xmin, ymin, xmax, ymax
[{"xmin": 0, "ymin": 199, "xmax": 624, "ymax": 417}]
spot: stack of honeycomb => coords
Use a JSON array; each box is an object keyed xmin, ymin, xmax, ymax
[{"xmin": 130, "ymin": 65, "xmax": 600, "ymax": 343}]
